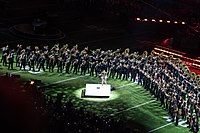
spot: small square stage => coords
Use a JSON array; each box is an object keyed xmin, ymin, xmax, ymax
[{"xmin": 82, "ymin": 84, "xmax": 111, "ymax": 98}]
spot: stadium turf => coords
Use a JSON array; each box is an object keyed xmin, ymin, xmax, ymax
[{"xmin": 0, "ymin": 63, "xmax": 193, "ymax": 133}]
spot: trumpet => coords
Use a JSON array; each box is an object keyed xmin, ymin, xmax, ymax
[
  {"xmin": 124, "ymin": 48, "xmax": 130, "ymax": 54},
  {"xmin": 142, "ymin": 51, "xmax": 148, "ymax": 57},
  {"xmin": 151, "ymin": 50, "xmax": 155, "ymax": 56}
]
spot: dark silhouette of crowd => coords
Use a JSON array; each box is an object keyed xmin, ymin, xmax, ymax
[
  {"xmin": 77, "ymin": 0, "xmax": 200, "ymax": 26},
  {"xmin": 0, "ymin": 73, "xmax": 132, "ymax": 133},
  {"xmin": 48, "ymin": 95, "xmax": 127, "ymax": 133},
  {"xmin": 0, "ymin": 73, "xmax": 49, "ymax": 133},
  {"xmin": 77, "ymin": 0, "xmax": 142, "ymax": 18},
  {"xmin": 1, "ymin": 43, "xmax": 200, "ymax": 132}
]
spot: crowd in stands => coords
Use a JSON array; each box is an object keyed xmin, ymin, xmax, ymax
[{"xmin": 1, "ymin": 43, "xmax": 200, "ymax": 132}]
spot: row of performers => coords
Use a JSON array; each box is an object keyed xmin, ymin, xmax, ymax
[
  {"xmin": 0, "ymin": 45, "xmax": 198, "ymax": 85},
  {"xmin": 136, "ymin": 57, "xmax": 199, "ymax": 132},
  {"xmin": 1, "ymin": 44, "xmax": 144, "ymax": 81},
  {"xmin": 1, "ymin": 52, "xmax": 141, "ymax": 81}
]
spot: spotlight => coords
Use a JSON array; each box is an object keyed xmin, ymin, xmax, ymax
[
  {"xmin": 167, "ymin": 21, "xmax": 170, "ymax": 23},
  {"xmin": 152, "ymin": 19, "xmax": 156, "ymax": 22},
  {"xmin": 144, "ymin": 19, "xmax": 148, "ymax": 21},
  {"xmin": 174, "ymin": 21, "xmax": 178, "ymax": 24},
  {"xmin": 30, "ymin": 81, "xmax": 35, "ymax": 85},
  {"xmin": 136, "ymin": 18, "xmax": 141, "ymax": 21},
  {"xmin": 159, "ymin": 20, "xmax": 163, "ymax": 22},
  {"xmin": 182, "ymin": 22, "xmax": 186, "ymax": 25}
]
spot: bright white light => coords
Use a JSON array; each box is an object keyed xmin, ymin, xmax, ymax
[
  {"xmin": 182, "ymin": 22, "xmax": 185, "ymax": 24},
  {"xmin": 136, "ymin": 18, "xmax": 141, "ymax": 21},
  {"xmin": 30, "ymin": 81, "xmax": 35, "ymax": 85}
]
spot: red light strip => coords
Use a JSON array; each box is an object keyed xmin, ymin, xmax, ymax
[
  {"xmin": 154, "ymin": 48, "xmax": 183, "ymax": 57},
  {"xmin": 154, "ymin": 47, "xmax": 200, "ymax": 69},
  {"xmin": 155, "ymin": 45, "xmax": 186, "ymax": 55},
  {"xmin": 193, "ymin": 63, "xmax": 200, "ymax": 67}
]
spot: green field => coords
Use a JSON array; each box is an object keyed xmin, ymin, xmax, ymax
[{"xmin": 0, "ymin": 64, "xmax": 192, "ymax": 133}]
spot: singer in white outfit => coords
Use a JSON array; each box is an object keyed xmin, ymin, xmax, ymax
[{"xmin": 101, "ymin": 70, "xmax": 107, "ymax": 85}]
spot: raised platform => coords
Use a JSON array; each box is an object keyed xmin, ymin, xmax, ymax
[
  {"xmin": 9, "ymin": 24, "xmax": 65, "ymax": 41},
  {"xmin": 82, "ymin": 84, "xmax": 111, "ymax": 98}
]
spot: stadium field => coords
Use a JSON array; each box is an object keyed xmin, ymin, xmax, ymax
[{"xmin": 0, "ymin": 64, "xmax": 192, "ymax": 133}]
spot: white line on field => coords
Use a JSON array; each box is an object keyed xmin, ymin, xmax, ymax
[
  {"xmin": 10, "ymin": 71, "xmax": 23, "ymax": 74},
  {"xmin": 40, "ymin": 74, "xmax": 89, "ymax": 87},
  {"xmin": 147, "ymin": 122, "xmax": 173, "ymax": 133},
  {"xmin": 117, "ymin": 83, "xmax": 134, "ymax": 88},
  {"xmin": 111, "ymin": 100, "xmax": 156, "ymax": 116}
]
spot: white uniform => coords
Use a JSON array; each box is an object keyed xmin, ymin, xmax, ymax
[{"xmin": 101, "ymin": 70, "xmax": 107, "ymax": 85}]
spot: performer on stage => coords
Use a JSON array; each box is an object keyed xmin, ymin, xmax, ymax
[{"xmin": 101, "ymin": 70, "xmax": 107, "ymax": 85}]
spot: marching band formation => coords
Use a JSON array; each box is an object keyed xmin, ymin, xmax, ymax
[{"xmin": 1, "ymin": 44, "xmax": 200, "ymax": 132}]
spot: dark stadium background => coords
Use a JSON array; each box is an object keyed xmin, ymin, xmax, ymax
[{"xmin": 0, "ymin": 0, "xmax": 199, "ymax": 56}]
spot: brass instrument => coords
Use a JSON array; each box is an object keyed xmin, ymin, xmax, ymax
[
  {"xmin": 151, "ymin": 50, "xmax": 155, "ymax": 56},
  {"xmin": 84, "ymin": 46, "xmax": 88, "ymax": 51},
  {"xmin": 198, "ymin": 80, "xmax": 200, "ymax": 86},
  {"xmin": 190, "ymin": 72, "xmax": 196, "ymax": 79},
  {"xmin": 124, "ymin": 48, "xmax": 130, "ymax": 54},
  {"xmin": 168, "ymin": 55, "xmax": 173, "ymax": 61},
  {"xmin": 35, "ymin": 46, "xmax": 39, "ymax": 50},
  {"xmin": 142, "ymin": 50, "xmax": 148, "ymax": 57},
  {"xmin": 96, "ymin": 48, "xmax": 101, "ymax": 53},
  {"xmin": 65, "ymin": 44, "xmax": 68, "ymax": 48},
  {"xmin": 159, "ymin": 52, "xmax": 164, "ymax": 57},
  {"xmin": 196, "ymin": 75, "xmax": 200, "ymax": 81},
  {"xmin": 183, "ymin": 65, "xmax": 190, "ymax": 74}
]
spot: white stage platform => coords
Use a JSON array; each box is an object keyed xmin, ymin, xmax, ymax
[{"xmin": 84, "ymin": 84, "xmax": 111, "ymax": 97}]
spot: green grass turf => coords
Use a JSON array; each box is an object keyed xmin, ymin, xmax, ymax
[{"xmin": 0, "ymin": 62, "xmax": 192, "ymax": 133}]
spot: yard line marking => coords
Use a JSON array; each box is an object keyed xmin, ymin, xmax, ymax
[
  {"xmin": 111, "ymin": 100, "xmax": 156, "ymax": 116},
  {"xmin": 147, "ymin": 122, "xmax": 173, "ymax": 133},
  {"xmin": 10, "ymin": 71, "xmax": 23, "ymax": 74},
  {"xmin": 117, "ymin": 83, "xmax": 134, "ymax": 88},
  {"xmin": 40, "ymin": 74, "xmax": 89, "ymax": 87}
]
